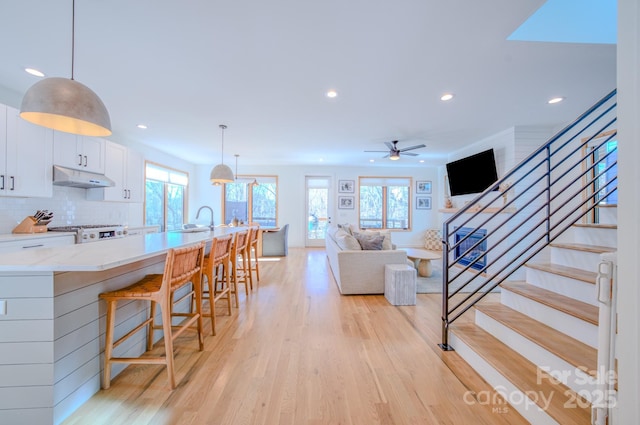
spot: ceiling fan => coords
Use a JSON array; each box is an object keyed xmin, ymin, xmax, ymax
[{"xmin": 365, "ymin": 140, "xmax": 426, "ymax": 160}]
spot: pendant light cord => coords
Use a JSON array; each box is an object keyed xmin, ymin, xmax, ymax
[
  {"xmin": 219, "ymin": 124, "xmax": 227, "ymax": 164},
  {"xmin": 71, "ymin": 0, "xmax": 75, "ymax": 80}
]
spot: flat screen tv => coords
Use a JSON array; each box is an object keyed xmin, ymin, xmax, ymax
[{"xmin": 446, "ymin": 149, "xmax": 499, "ymax": 196}]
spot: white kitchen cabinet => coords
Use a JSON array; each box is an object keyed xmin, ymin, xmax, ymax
[
  {"xmin": 0, "ymin": 105, "xmax": 54, "ymax": 198},
  {"xmin": 0, "ymin": 234, "xmax": 75, "ymax": 254},
  {"xmin": 87, "ymin": 140, "xmax": 144, "ymax": 202},
  {"xmin": 53, "ymin": 131, "xmax": 105, "ymax": 174}
]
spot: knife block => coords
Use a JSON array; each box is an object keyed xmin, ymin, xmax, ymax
[{"xmin": 12, "ymin": 216, "xmax": 49, "ymax": 234}]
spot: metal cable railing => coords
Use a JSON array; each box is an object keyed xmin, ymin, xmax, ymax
[{"xmin": 440, "ymin": 89, "xmax": 617, "ymax": 350}]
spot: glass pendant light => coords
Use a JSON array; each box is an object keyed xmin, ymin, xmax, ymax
[
  {"xmin": 20, "ymin": 0, "xmax": 111, "ymax": 136},
  {"xmin": 210, "ymin": 124, "xmax": 234, "ymax": 185}
]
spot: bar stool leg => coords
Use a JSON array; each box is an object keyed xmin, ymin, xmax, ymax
[
  {"xmin": 160, "ymin": 296, "xmax": 176, "ymax": 389},
  {"xmin": 147, "ymin": 301, "xmax": 156, "ymax": 351},
  {"xmin": 103, "ymin": 300, "xmax": 117, "ymax": 390},
  {"xmin": 193, "ymin": 276, "xmax": 204, "ymax": 350}
]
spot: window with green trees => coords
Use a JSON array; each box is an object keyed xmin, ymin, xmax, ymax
[
  {"xmin": 359, "ymin": 177, "xmax": 411, "ymax": 230},
  {"xmin": 145, "ymin": 162, "xmax": 188, "ymax": 231},
  {"xmin": 224, "ymin": 176, "xmax": 277, "ymax": 226}
]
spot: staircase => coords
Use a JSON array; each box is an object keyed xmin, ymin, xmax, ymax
[
  {"xmin": 440, "ymin": 90, "xmax": 618, "ymax": 424},
  {"xmin": 450, "ymin": 205, "xmax": 616, "ymax": 424}
]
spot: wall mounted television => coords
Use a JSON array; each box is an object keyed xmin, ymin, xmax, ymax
[{"xmin": 446, "ymin": 149, "xmax": 499, "ymax": 196}]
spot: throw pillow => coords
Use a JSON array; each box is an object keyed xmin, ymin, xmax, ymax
[
  {"xmin": 363, "ymin": 229, "xmax": 393, "ymax": 250},
  {"xmin": 424, "ymin": 229, "xmax": 442, "ymax": 251},
  {"xmin": 353, "ymin": 232, "xmax": 384, "ymax": 250},
  {"xmin": 337, "ymin": 223, "xmax": 353, "ymax": 235},
  {"xmin": 334, "ymin": 230, "xmax": 362, "ymax": 250}
]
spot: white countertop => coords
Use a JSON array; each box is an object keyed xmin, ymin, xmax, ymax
[
  {"xmin": 0, "ymin": 228, "xmax": 239, "ymax": 272},
  {"xmin": 0, "ymin": 231, "xmax": 77, "ymax": 242}
]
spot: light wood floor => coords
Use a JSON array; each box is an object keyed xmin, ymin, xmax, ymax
[{"xmin": 62, "ymin": 248, "xmax": 529, "ymax": 425}]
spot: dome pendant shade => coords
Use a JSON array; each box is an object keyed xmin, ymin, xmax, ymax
[
  {"xmin": 210, "ymin": 163, "xmax": 234, "ymax": 185},
  {"xmin": 20, "ymin": 77, "xmax": 112, "ymax": 137}
]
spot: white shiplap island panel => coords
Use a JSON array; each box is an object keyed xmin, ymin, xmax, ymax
[{"xmin": 0, "ymin": 228, "xmax": 238, "ymax": 425}]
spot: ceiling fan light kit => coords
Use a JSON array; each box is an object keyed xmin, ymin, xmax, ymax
[
  {"xmin": 210, "ymin": 124, "xmax": 234, "ymax": 185},
  {"xmin": 20, "ymin": 0, "xmax": 111, "ymax": 137}
]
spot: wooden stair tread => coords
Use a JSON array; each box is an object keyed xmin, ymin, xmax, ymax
[
  {"xmin": 475, "ymin": 303, "xmax": 597, "ymax": 376},
  {"xmin": 451, "ymin": 322, "xmax": 591, "ymax": 425},
  {"xmin": 573, "ymin": 223, "xmax": 617, "ymax": 229},
  {"xmin": 501, "ymin": 281, "xmax": 598, "ymax": 325},
  {"xmin": 550, "ymin": 242, "xmax": 616, "ymax": 254},
  {"xmin": 595, "ymin": 203, "xmax": 617, "ymax": 208},
  {"xmin": 525, "ymin": 262, "xmax": 597, "ymax": 284}
]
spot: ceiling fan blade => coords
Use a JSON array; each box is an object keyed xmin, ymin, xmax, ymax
[
  {"xmin": 399, "ymin": 144, "xmax": 426, "ymax": 152},
  {"xmin": 384, "ymin": 141, "xmax": 396, "ymax": 150},
  {"xmin": 402, "ymin": 152, "xmax": 419, "ymax": 156},
  {"xmin": 364, "ymin": 150, "xmax": 388, "ymax": 153}
]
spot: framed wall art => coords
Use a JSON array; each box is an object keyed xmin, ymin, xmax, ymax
[
  {"xmin": 416, "ymin": 196, "xmax": 432, "ymax": 210},
  {"xmin": 416, "ymin": 180, "xmax": 432, "ymax": 194},
  {"xmin": 338, "ymin": 196, "xmax": 355, "ymax": 209},
  {"xmin": 338, "ymin": 180, "xmax": 355, "ymax": 193}
]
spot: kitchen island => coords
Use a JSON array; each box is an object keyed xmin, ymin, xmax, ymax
[{"xmin": 0, "ymin": 228, "xmax": 239, "ymax": 425}]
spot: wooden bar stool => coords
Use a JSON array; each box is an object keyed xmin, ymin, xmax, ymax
[
  {"xmin": 246, "ymin": 223, "xmax": 260, "ymax": 285},
  {"xmin": 99, "ymin": 241, "xmax": 206, "ymax": 390},
  {"xmin": 202, "ymin": 234, "xmax": 233, "ymax": 335},
  {"xmin": 230, "ymin": 228, "xmax": 250, "ymax": 306}
]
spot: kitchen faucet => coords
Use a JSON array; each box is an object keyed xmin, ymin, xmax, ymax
[{"xmin": 196, "ymin": 206, "xmax": 215, "ymax": 230}]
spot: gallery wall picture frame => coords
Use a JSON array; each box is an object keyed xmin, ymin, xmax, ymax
[
  {"xmin": 338, "ymin": 180, "xmax": 355, "ymax": 193},
  {"xmin": 416, "ymin": 180, "xmax": 432, "ymax": 194},
  {"xmin": 416, "ymin": 196, "xmax": 432, "ymax": 210},
  {"xmin": 338, "ymin": 196, "xmax": 355, "ymax": 209}
]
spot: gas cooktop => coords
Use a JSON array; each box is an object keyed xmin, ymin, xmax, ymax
[{"xmin": 48, "ymin": 225, "xmax": 127, "ymax": 243}]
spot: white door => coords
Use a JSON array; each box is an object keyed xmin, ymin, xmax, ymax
[{"xmin": 305, "ymin": 176, "xmax": 332, "ymax": 247}]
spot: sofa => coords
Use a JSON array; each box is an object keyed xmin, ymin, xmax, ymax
[{"xmin": 325, "ymin": 224, "xmax": 408, "ymax": 295}]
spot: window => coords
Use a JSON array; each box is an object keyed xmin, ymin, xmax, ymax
[
  {"xmin": 145, "ymin": 162, "xmax": 189, "ymax": 232},
  {"xmin": 224, "ymin": 176, "xmax": 277, "ymax": 226},
  {"xmin": 359, "ymin": 177, "xmax": 411, "ymax": 230}
]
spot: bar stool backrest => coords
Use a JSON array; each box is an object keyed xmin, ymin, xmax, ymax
[{"xmin": 166, "ymin": 242, "xmax": 205, "ymax": 291}]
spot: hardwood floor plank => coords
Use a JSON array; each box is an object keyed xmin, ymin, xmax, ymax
[{"xmin": 62, "ymin": 248, "xmax": 529, "ymax": 425}]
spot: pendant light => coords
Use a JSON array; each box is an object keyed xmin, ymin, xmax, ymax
[
  {"xmin": 20, "ymin": 0, "xmax": 111, "ymax": 137},
  {"xmin": 210, "ymin": 124, "xmax": 234, "ymax": 185}
]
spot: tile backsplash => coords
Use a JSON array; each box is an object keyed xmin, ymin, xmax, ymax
[{"xmin": 0, "ymin": 186, "xmax": 143, "ymax": 234}]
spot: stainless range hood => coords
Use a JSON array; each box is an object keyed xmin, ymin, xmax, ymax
[{"xmin": 53, "ymin": 165, "xmax": 115, "ymax": 189}]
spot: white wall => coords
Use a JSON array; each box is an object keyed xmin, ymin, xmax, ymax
[{"xmin": 616, "ymin": 0, "xmax": 639, "ymax": 422}]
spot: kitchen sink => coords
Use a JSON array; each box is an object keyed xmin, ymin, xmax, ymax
[{"xmin": 176, "ymin": 224, "xmax": 210, "ymax": 233}]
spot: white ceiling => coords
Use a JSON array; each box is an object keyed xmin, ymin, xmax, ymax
[{"xmin": 0, "ymin": 0, "xmax": 616, "ymax": 167}]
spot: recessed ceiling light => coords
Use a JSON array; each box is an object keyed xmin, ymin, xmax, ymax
[
  {"xmin": 24, "ymin": 67, "xmax": 45, "ymax": 77},
  {"xmin": 326, "ymin": 90, "xmax": 338, "ymax": 98},
  {"xmin": 548, "ymin": 96, "xmax": 564, "ymax": 104},
  {"xmin": 369, "ymin": 159, "xmax": 375, "ymax": 163},
  {"xmin": 319, "ymin": 158, "xmax": 324, "ymax": 162},
  {"xmin": 419, "ymin": 160, "xmax": 425, "ymax": 163},
  {"xmin": 440, "ymin": 93, "xmax": 454, "ymax": 101},
  {"xmin": 137, "ymin": 124, "xmax": 148, "ymax": 129}
]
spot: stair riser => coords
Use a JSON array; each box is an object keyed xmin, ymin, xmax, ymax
[
  {"xmin": 571, "ymin": 227, "xmax": 617, "ymax": 247},
  {"xmin": 550, "ymin": 247, "xmax": 608, "ymax": 273},
  {"xmin": 525, "ymin": 267, "xmax": 597, "ymax": 307},
  {"xmin": 597, "ymin": 207, "xmax": 617, "ymax": 225},
  {"xmin": 449, "ymin": 331, "xmax": 560, "ymax": 425},
  {"xmin": 501, "ymin": 289, "xmax": 598, "ymax": 348},
  {"xmin": 475, "ymin": 310, "xmax": 598, "ymax": 401}
]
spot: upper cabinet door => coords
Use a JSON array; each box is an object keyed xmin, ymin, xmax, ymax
[
  {"xmin": 3, "ymin": 106, "xmax": 53, "ymax": 198},
  {"xmin": 125, "ymin": 148, "xmax": 144, "ymax": 203},
  {"xmin": 53, "ymin": 132, "xmax": 105, "ymax": 174}
]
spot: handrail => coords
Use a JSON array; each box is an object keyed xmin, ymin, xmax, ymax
[{"xmin": 440, "ymin": 89, "xmax": 617, "ymax": 350}]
